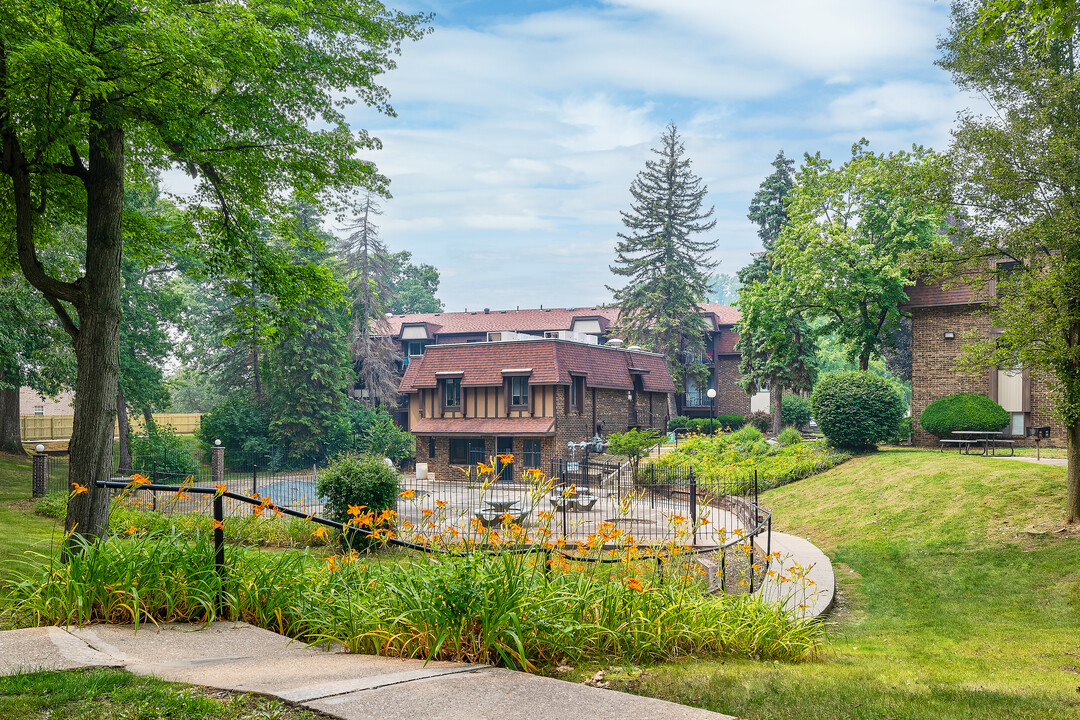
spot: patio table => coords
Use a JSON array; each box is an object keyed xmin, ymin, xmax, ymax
[
  {"xmin": 482, "ymin": 497, "xmax": 521, "ymax": 513},
  {"xmin": 950, "ymin": 430, "xmax": 1009, "ymax": 456}
]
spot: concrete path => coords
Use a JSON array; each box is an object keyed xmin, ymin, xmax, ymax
[
  {"xmin": 988, "ymin": 455, "xmax": 1068, "ymax": 467},
  {"xmin": 754, "ymin": 531, "xmax": 835, "ymax": 619},
  {"xmin": 0, "ymin": 622, "xmax": 737, "ymax": 720}
]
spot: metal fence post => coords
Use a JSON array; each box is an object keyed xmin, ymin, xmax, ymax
[
  {"xmin": 691, "ymin": 468, "xmax": 699, "ymax": 546},
  {"xmin": 32, "ymin": 449, "xmax": 47, "ymax": 498},
  {"xmin": 213, "ymin": 494, "xmax": 226, "ymax": 616},
  {"xmin": 152, "ymin": 461, "xmax": 158, "ymax": 511},
  {"xmin": 252, "ymin": 463, "xmax": 258, "ymax": 497}
]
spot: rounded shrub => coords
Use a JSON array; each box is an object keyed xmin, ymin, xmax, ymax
[
  {"xmin": 919, "ymin": 393, "xmax": 1009, "ymax": 439},
  {"xmin": 781, "ymin": 394, "xmax": 812, "ymax": 429},
  {"xmin": 810, "ymin": 371, "xmax": 905, "ymax": 450},
  {"xmin": 667, "ymin": 415, "xmax": 690, "ymax": 431},
  {"xmin": 716, "ymin": 413, "xmax": 746, "ymax": 430},
  {"xmin": 316, "ymin": 452, "xmax": 400, "ymax": 549},
  {"xmin": 744, "ymin": 411, "xmax": 771, "ymax": 433}
]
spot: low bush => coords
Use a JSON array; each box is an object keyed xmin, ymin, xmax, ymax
[
  {"xmin": 778, "ymin": 427, "xmax": 802, "ymax": 447},
  {"xmin": 811, "ymin": 371, "xmax": 905, "ymax": 450},
  {"xmin": 34, "ymin": 491, "xmax": 67, "ymax": 519},
  {"xmin": 781, "ymin": 395, "xmax": 812, "ymax": 428},
  {"xmin": 744, "ymin": 411, "xmax": 772, "ymax": 433},
  {"xmin": 717, "ymin": 413, "xmax": 746, "ymax": 430},
  {"xmin": 667, "ymin": 415, "xmax": 690, "ymax": 431},
  {"xmin": 919, "ymin": 393, "xmax": 1009, "ymax": 439},
  {"xmin": 316, "ymin": 453, "xmax": 399, "ymax": 548},
  {"xmin": 6, "ymin": 533, "xmax": 824, "ymax": 668},
  {"xmin": 130, "ymin": 424, "xmax": 200, "ymax": 482}
]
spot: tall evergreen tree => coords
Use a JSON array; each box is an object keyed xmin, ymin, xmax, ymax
[
  {"xmin": 340, "ymin": 193, "xmax": 402, "ymax": 408},
  {"xmin": 737, "ymin": 150, "xmax": 817, "ymax": 433},
  {"xmin": 608, "ymin": 124, "xmax": 718, "ymax": 399}
]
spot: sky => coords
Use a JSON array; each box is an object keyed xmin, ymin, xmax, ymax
[{"xmin": 198, "ymin": 0, "xmax": 986, "ymax": 313}]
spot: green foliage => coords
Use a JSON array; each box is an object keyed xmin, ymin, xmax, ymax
[
  {"xmin": 34, "ymin": 492, "xmax": 68, "ymax": 520},
  {"xmin": 266, "ymin": 302, "xmax": 352, "ymax": 465},
  {"xmin": 108, "ymin": 502, "xmax": 332, "ymax": 549},
  {"xmin": 196, "ymin": 393, "xmax": 271, "ymax": 456},
  {"xmin": 130, "ymin": 424, "xmax": 200, "ymax": 482},
  {"xmin": 667, "ymin": 415, "xmax": 690, "ymax": 431},
  {"xmin": 7, "ymin": 534, "xmax": 823, "ymax": 668},
  {"xmin": 606, "ymin": 428, "xmax": 660, "ymax": 469},
  {"xmin": 716, "ymin": 414, "xmax": 746, "ymax": 430},
  {"xmin": 811, "ymin": 371, "xmax": 906, "ymax": 450},
  {"xmin": 607, "ymin": 123, "xmax": 718, "ymax": 393},
  {"xmin": 330, "ymin": 404, "xmax": 415, "ymax": 465},
  {"xmin": 744, "ymin": 411, "xmax": 772, "ymax": 433},
  {"xmin": 889, "ymin": 416, "xmax": 914, "ymax": 445},
  {"xmin": 315, "ymin": 453, "xmax": 399, "ymax": 545},
  {"xmin": 384, "ymin": 250, "xmax": 444, "ymax": 314},
  {"xmin": 781, "ymin": 394, "xmax": 813, "ymax": 428},
  {"xmin": 778, "ymin": 427, "xmax": 802, "ymax": 447},
  {"xmin": 657, "ymin": 431, "xmax": 850, "ymax": 492},
  {"xmin": 772, "ymin": 141, "xmax": 944, "ymax": 370},
  {"xmin": 919, "ymin": 393, "xmax": 1010, "ymax": 439}
]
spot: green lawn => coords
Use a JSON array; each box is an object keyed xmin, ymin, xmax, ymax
[
  {"xmin": 598, "ymin": 448, "xmax": 1080, "ymax": 719},
  {"xmin": 0, "ymin": 668, "xmax": 320, "ymax": 719},
  {"xmin": 0, "ymin": 454, "xmax": 63, "ymax": 585}
]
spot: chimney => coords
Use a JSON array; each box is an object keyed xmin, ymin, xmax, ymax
[{"xmin": 484, "ymin": 308, "xmax": 490, "ymax": 314}]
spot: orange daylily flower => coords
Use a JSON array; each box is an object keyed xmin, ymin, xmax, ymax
[
  {"xmin": 624, "ymin": 577, "xmax": 644, "ymax": 592},
  {"xmin": 211, "ymin": 519, "xmax": 224, "ymax": 530},
  {"xmin": 70, "ymin": 482, "xmax": 88, "ymax": 496},
  {"xmin": 399, "ymin": 488, "xmax": 416, "ymax": 500},
  {"xmin": 312, "ymin": 526, "xmax": 329, "ymax": 541},
  {"xmin": 128, "ymin": 474, "xmax": 151, "ymax": 486},
  {"xmin": 213, "ymin": 483, "xmax": 227, "ymax": 495},
  {"xmin": 124, "ymin": 526, "xmax": 138, "ymax": 535}
]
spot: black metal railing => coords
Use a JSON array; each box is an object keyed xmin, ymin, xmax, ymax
[{"xmin": 682, "ymin": 390, "xmax": 714, "ymax": 407}]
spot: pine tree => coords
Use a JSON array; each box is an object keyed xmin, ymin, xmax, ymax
[
  {"xmin": 608, "ymin": 124, "xmax": 718, "ymax": 396},
  {"xmin": 340, "ymin": 193, "xmax": 402, "ymax": 408},
  {"xmin": 737, "ymin": 150, "xmax": 817, "ymax": 434}
]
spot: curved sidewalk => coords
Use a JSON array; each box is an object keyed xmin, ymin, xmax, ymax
[
  {"xmin": 754, "ymin": 531, "xmax": 835, "ymax": 619},
  {"xmin": 0, "ymin": 622, "xmax": 738, "ymax": 720}
]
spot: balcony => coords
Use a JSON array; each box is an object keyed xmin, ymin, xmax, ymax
[
  {"xmin": 683, "ymin": 391, "xmax": 714, "ymax": 407},
  {"xmin": 682, "ymin": 350, "xmax": 714, "ymax": 365}
]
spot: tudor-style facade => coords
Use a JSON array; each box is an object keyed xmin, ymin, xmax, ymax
[
  {"xmin": 904, "ymin": 278, "xmax": 1063, "ymax": 448},
  {"xmin": 399, "ymin": 338, "xmax": 676, "ymax": 482},
  {"xmin": 374, "ymin": 303, "xmax": 764, "ymax": 428}
]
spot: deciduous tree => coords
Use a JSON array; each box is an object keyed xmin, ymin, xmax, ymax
[{"xmin": 0, "ymin": 0, "xmax": 429, "ymax": 542}]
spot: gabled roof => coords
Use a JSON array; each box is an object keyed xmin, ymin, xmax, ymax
[
  {"xmin": 399, "ymin": 339, "xmax": 676, "ymax": 394},
  {"xmin": 383, "ymin": 303, "xmax": 740, "ymax": 338}
]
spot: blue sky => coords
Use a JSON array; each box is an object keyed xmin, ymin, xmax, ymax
[{"xmin": 189, "ymin": 1, "xmax": 984, "ymax": 312}]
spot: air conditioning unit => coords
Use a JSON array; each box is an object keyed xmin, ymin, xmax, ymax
[
  {"xmin": 487, "ymin": 331, "xmax": 540, "ymax": 342},
  {"xmin": 544, "ymin": 330, "xmax": 598, "ymax": 344}
]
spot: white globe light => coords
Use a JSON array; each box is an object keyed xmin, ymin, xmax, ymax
[
  {"xmin": 35, "ymin": 444, "xmax": 45, "ymax": 453},
  {"xmin": 707, "ymin": 388, "xmax": 716, "ymax": 399},
  {"xmin": 214, "ymin": 439, "xmax": 221, "ymax": 446}
]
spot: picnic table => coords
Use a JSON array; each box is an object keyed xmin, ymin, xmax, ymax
[
  {"xmin": 482, "ymin": 497, "xmax": 521, "ymax": 513},
  {"xmin": 940, "ymin": 430, "xmax": 1015, "ymax": 456}
]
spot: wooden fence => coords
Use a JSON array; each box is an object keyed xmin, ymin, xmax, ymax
[{"xmin": 20, "ymin": 413, "xmax": 202, "ymax": 441}]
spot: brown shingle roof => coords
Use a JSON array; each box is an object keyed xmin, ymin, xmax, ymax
[
  {"xmin": 384, "ymin": 303, "xmax": 740, "ymax": 338},
  {"xmin": 412, "ymin": 417, "xmax": 554, "ymax": 436},
  {"xmin": 398, "ymin": 339, "xmax": 676, "ymax": 394}
]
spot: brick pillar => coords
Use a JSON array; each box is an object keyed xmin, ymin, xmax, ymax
[
  {"xmin": 32, "ymin": 451, "xmax": 47, "ymax": 498},
  {"xmin": 211, "ymin": 446, "xmax": 224, "ymax": 486}
]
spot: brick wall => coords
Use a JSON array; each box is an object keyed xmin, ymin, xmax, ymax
[
  {"xmin": 416, "ymin": 434, "xmax": 557, "ymax": 483},
  {"xmin": 910, "ymin": 305, "xmax": 1063, "ymax": 447},
  {"xmin": 714, "ymin": 356, "xmax": 750, "ymax": 415}
]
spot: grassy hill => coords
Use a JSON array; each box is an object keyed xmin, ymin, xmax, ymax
[{"xmin": 608, "ymin": 448, "xmax": 1080, "ymax": 720}]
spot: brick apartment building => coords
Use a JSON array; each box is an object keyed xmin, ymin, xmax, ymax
[
  {"xmin": 903, "ymin": 278, "xmax": 1063, "ymax": 447},
  {"xmin": 398, "ymin": 338, "xmax": 675, "ymax": 482},
  {"xmin": 376, "ymin": 303, "xmax": 764, "ymax": 427}
]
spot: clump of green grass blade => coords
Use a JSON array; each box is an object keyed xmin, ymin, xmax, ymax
[
  {"xmin": 108, "ymin": 503, "xmax": 328, "ymax": 548},
  {"xmin": 3, "ymin": 533, "xmax": 823, "ymax": 670}
]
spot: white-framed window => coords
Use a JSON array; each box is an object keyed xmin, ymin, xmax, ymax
[
  {"xmin": 33, "ymin": 405, "xmax": 45, "ymax": 416},
  {"xmin": 510, "ymin": 376, "xmax": 529, "ymax": 407},
  {"xmin": 1010, "ymin": 412, "xmax": 1025, "ymax": 436}
]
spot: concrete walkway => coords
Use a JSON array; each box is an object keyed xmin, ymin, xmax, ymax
[
  {"xmin": 0, "ymin": 622, "xmax": 737, "ymax": 720},
  {"xmin": 754, "ymin": 531, "xmax": 835, "ymax": 619},
  {"xmin": 988, "ymin": 455, "xmax": 1068, "ymax": 467}
]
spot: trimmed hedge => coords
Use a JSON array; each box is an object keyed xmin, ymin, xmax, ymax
[
  {"xmin": 919, "ymin": 393, "xmax": 1009, "ymax": 439},
  {"xmin": 811, "ymin": 371, "xmax": 905, "ymax": 450},
  {"xmin": 315, "ymin": 452, "xmax": 400, "ymax": 550}
]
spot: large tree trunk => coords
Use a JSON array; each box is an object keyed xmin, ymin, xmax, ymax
[
  {"xmin": 0, "ymin": 369, "xmax": 26, "ymax": 456},
  {"xmin": 1068, "ymin": 419, "xmax": 1080, "ymax": 524},
  {"xmin": 117, "ymin": 386, "xmax": 131, "ymax": 474},
  {"xmin": 772, "ymin": 384, "xmax": 783, "ymax": 435},
  {"xmin": 64, "ymin": 118, "xmax": 125, "ymax": 543}
]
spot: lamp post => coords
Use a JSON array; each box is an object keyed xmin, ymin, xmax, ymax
[{"xmin": 707, "ymin": 387, "xmax": 717, "ymax": 434}]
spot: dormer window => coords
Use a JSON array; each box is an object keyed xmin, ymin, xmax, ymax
[
  {"xmin": 510, "ymin": 376, "xmax": 529, "ymax": 407},
  {"xmin": 442, "ymin": 377, "xmax": 461, "ymax": 410}
]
